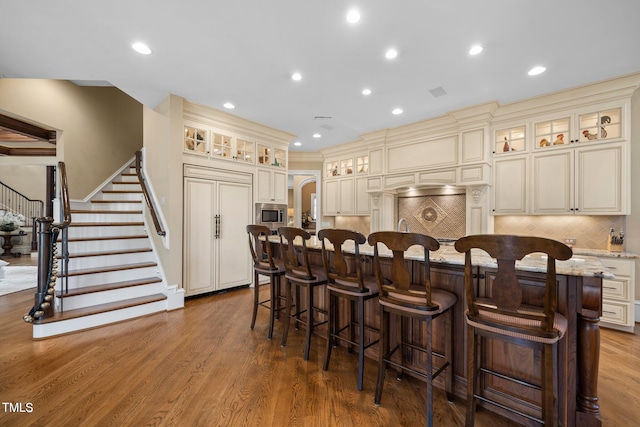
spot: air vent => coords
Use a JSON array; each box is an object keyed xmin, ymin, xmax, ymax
[
  {"xmin": 429, "ymin": 87, "xmax": 447, "ymax": 98},
  {"xmin": 314, "ymin": 115, "xmax": 333, "ymax": 119}
]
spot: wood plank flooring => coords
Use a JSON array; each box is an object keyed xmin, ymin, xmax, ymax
[{"xmin": 0, "ymin": 279, "xmax": 638, "ymax": 426}]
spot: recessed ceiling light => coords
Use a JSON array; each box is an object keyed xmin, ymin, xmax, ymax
[
  {"xmin": 346, "ymin": 9, "xmax": 360, "ymax": 23},
  {"xmin": 392, "ymin": 108, "xmax": 403, "ymax": 115},
  {"xmin": 291, "ymin": 72, "xmax": 302, "ymax": 81},
  {"xmin": 223, "ymin": 102, "xmax": 235, "ymax": 109},
  {"xmin": 528, "ymin": 66, "xmax": 546, "ymax": 76},
  {"xmin": 131, "ymin": 42, "xmax": 152, "ymax": 55},
  {"xmin": 385, "ymin": 48, "xmax": 398, "ymax": 60},
  {"xmin": 313, "ymin": 133, "xmax": 321, "ymax": 138},
  {"xmin": 362, "ymin": 88, "xmax": 372, "ymax": 95},
  {"xmin": 469, "ymin": 45, "xmax": 483, "ymax": 55},
  {"xmin": 294, "ymin": 141, "xmax": 302, "ymax": 146}
]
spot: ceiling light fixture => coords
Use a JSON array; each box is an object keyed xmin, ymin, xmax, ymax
[
  {"xmin": 362, "ymin": 88, "xmax": 372, "ymax": 95},
  {"xmin": 291, "ymin": 72, "xmax": 302, "ymax": 81},
  {"xmin": 469, "ymin": 45, "xmax": 483, "ymax": 55},
  {"xmin": 346, "ymin": 9, "xmax": 360, "ymax": 23},
  {"xmin": 294, "ymin": 141, "xmax": 302, "ymax": 146},
  {"xmin": 313, "ymin": 133, "xmax": 321, "ymax": 138},
  {"xmin": 392, "ymin": 108, "xmax": 403, "ymax": 115},
  {"xmin": 223, "ymin": 102, "xmax": 235, "ymax": 109},
  {"xmin": 131, "ymin": 42, "xmax": 152, "ymax": 55},
  {"xmin": 385, "ymin": 48, "xmax": 398, "ymax": 60},
  {"xmin": 528, "ymin": 66, "xmax": 546, "ymax": 76}
]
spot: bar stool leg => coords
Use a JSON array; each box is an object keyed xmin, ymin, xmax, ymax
[
  {"xmin": 304, "ymin": 283, "xmax": 314, "ymax": 361},
  {"xmin": 323, "ymin": 292, "xmax": 335, "ymax": 371},
  {"xmin": 251, "ymin": 270, "xmax": 259, "ymax": 331},
  {"xmin": 466, "ymin": 324, "xmax": 477, "ymax": 427},
  {"xmin": 357, "ymin": 297, "xmax": 365, "ymax": 391},
  {"xmin": 281, "ymin": 278, "xmax": 292, "ymax": 348},
  {"xmin": 267, "ymin": 275, "xmax": 276, "ymax": 340},
  {"xmin": 445, "ymin": 309, "xmax": 454, "ymax": 402},
  {"xmin": 374, "ymin": 307, "xmax": 390, "ymax": 405},
  {"xmin": 425, "ymin": 316, "xmax": 434, "ymax": 427}
]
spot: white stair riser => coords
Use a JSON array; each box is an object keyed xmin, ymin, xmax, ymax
[
  {"xmin": 65, "ymin": 225, "xmax": 148, "ymax": 239},
  {"xmin": 63, "ymin": 252, "xmax": 155, "ymax": 270},
  {"xmin": 72, "ymin": 213, "xmax": 143, "ymax": 223},
  {"xmin": 88, "ymin": 202, "xmax": 143, "ymax": 211},
  {"xmin": 107, "ymin": 183, "xmax": 142, "ymax": 192},
  {"xmin": 55, "ymin": 283, "xmax": 163, "ymax": 310},
  {"xmin": 65, "ymin": 238, "xmax": 150, "ymax": 253},
  {"xmin": 32, "ymin": 300, "xmax": 167, "ymax": 339},
  {"xmin": 56, "ymin": 266, "xmax": 160, "ymax": 288},
  {"xmin": 118, "ymin": 175, "xmax": 140, "ymax": 183},
  {"xmin": 97, "ymin": 192, "xmax": 143, "ymax": 201}
]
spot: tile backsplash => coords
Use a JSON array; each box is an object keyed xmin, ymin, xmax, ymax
[
  {"xmin": 398, "ymin": 194, "xmax": 466, "ymax": 239},
  {"xmin": 494, "ymin": 215, "xmax": 626, "ymax": 250}
]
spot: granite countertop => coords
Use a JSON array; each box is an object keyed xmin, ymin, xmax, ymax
[{"xmin": 269, "ymin": 236, "xmax": 616, "ymax": 279}]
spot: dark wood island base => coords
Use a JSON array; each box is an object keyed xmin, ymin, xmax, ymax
[{"xmin": 282, "ymin": 241, "xmax": 605, "ymax": 426}]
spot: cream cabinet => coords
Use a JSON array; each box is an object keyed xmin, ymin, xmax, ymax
[
  {"xmin": 324, "ymin": 178, "xmax": 354, "ymax": 215},
  {"xmin": 183, "ymin": 169, "xmax": 253, "ymax": 296},
  {"xmin": 492, "ymin": 154, "xmax": 528, "ymax": 214},
  {"xmin": 532, "ymin": 143, "xmax": 626, "ymax": 215},
  {"xmin": 599, "ymin": 257, "xmax": 635, "ymax": 332},
  {"xmin": 184, "ymin": 124, "xmax": 255, "ymax": 164},
  {"xmin": 257, "ymin": 144, "xmax": 287, "ymax": 169},
  {"xmin": 355, "ymin": 177, "xmax": 370, "ymax": 215},
  {"xmin": 256, "ymin": 168, "xmax": 287, "ymax": 204}
]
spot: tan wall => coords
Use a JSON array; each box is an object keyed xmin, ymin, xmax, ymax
[{"xmin": 0, "ymin": 79, "xmax": 142, "ymax": 199}]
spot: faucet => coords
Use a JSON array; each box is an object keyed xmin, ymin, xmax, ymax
[{"xmin": 397, "ymin": 218, "xmax": 409, "ymax": 232}]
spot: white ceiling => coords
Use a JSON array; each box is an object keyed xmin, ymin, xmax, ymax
[{"xmin": 2, "ymin": 1, "xmax": 640, "ymax": 152}]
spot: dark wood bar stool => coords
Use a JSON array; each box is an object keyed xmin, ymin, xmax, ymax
[
  {"xmin": 318, "ymin": 228, "xmax": 379, "ymax": 391},
  {"xmin": 246, "ymin": 225, "xmax": 286, "ymax": 340},
  {"xmin": 278, "ymin": 226, "xmax": 328, "ymax": 361},
  {"xmin": 454, "ymin": 234, "xmax": 572, "ymax": 427},
  {"xmin": 368, "ymin": 231, "xmax": 456, "ymax": 427}
]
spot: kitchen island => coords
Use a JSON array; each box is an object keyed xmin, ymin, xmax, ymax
[{"xmin": 271, "ymin": 235, "xmax": 610, "ymax": 426}]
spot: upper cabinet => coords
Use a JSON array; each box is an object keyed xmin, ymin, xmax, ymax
[
  {"xmin": 325, "ymin": 154, "xmax": 368, "ymax": 178},
  {"xmin": 322, "ymin": 153, "xmax": 370, "ymax": 216},
  {"xmin": 533, "ymin": 107, "xmax": 622, "ymax": 150},
  {"xmin": 183, "ymin": 123, "xmax": 261, "ymax": 165},
  {"xmin": 257, "ymin": 144, "xmax": 287, "ymax": 169},
  {"xmin": 492, "ymin": 99, "xmax": 630, "ymax": 216}
]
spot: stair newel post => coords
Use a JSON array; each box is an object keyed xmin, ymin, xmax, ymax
[{"xmin": 35, "ymin": 216, "xmax": 55, "ymax": 319}]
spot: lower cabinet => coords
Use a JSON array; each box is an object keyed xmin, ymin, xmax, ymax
[
  {"xmin": 599, "ymin": 257, "xmax": 635, "ymax": 332},
  {"xmin": 183, "ymin": 167, "xmax": 253, "ymax": 296}
]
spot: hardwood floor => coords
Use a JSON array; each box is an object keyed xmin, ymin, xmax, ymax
[{"xmin": 0, "ymin": 284, "xmax": 638, "ymax": 426}]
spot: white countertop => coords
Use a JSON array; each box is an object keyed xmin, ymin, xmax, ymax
[{"xmin": 270, "ymin": 236, "xmax": 617, "ymax": 279}]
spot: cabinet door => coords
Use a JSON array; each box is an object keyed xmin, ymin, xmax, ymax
[
  {"xmin": 492, "ymin": 155, "xmax": 528, "ymax": 214},
  {"xmin": 256, "ymin": 169, "xmax": 272, "ymax": 202},
  {"xmin": 355, "ymin": 176, "xmax": 370, "ymax": 215},
  {"xmin": 532, "ymin": 150, "xmax": 573, "ymax": 214},
  {"xmin": 339, "ymin": 178, "xmax": 354, "ymax": 214},
  {"xmin": 273, "ymin": 170, "xmax": 287, "ymax": 204},
  {"xmin": 217, "ymin": 182, "xmax": 252, "ymax": 290},
  {"xmin": 575, "ymin": 144, "xmax": 625, "ymax": 214},
  {"xmin": 324, "ymin": 180, "xmax": 340, "ymax": 215},
  {"xmin": 184, "ymin": 178, "xmax": 215, "ymax": 296}
]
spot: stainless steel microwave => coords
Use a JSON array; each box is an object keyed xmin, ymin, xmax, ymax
[{"xmin": 255, "ymin": 203, "xmax": 286, "ymax": 231}]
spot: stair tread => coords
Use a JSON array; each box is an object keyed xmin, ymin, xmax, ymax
[
  {"xmin": 112, "ymin": 181, "xmax": 140, "ymax": 184},
  {"xmin": 102, "ymin": 190, "xmax": 143, "ymax": 193},
  {"xmin": 91, "ymin": 200, "xmax": 142, "ymax": 204},
  {"xmin": 71, "ymin": 210, "xmax": 143, "ymax": 214},
  {"xmin": 61, "ymin": 235, "xmax": 149, "ymax": 242},
  {"xmin": 69, "ymin": 222, "xmax": 144, "ymax": 227},
  {"xmin": 56, "ymin": 276, "xmax": 163, "ymax": 297},
  {"xmin": 57, "ymin": 261, "xmax": 158, "ymax": 277},
  {"xmin": 35, "ymin": 293, "xmax": 167, "ymax": 324},
  {"xmin": 57, "ymin": 248, "xmax": 152, "ymax": 259}
]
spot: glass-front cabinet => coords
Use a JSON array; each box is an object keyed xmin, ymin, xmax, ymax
[
  {"xmin": 235, "ymin": 138, "xmax": 254, "ymax": 163},
  {"xmin": 356, "ymin": 155, "xmax": 369, "ymax": 174},
  {"xmin": 533, "ymin": 107, "xmax": 622, "ymax": 150},
  {"xmin": 535, "ymin": 117, "xmax": 570, "ymax": 148},
  {"xmin": 184, "ymin": 125, "xmax": 208, "ymax": 155},
  {"xmin": 325, "ymin": 155, "xmax": 368, "ymax": 178},
  {"xmin": 494, "ymin": 126, "xmax": 526, "ymax": 153},
  {"xmin": 211, "ymin": 132, "xmax": 233, "ymax": 159},
  {"xmin": 257, "ymin": 144, "xmax": 287, "ymax": 168}
]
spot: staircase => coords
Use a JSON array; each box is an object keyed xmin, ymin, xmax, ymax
[{"xmin": 32, "ymin": 161, "xmax": 184, "ymax": 339}]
